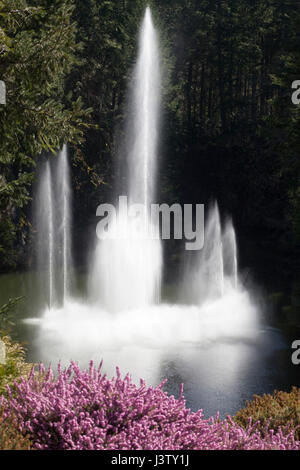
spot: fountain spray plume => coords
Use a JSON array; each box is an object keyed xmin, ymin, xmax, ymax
[
  {"xmin": 182, "ymin": 203, "xmax": 239, "ymax": 305},
  {"xmin": 90, "ymin": 6, "xmax": 162, "ymax": 312},
  {"xmin": 57, "ymin": 145, "xmax": 72, "ymax": 304},
  {"xmin": 222, "ymin": 217, "xmax": 238, "ymax": 289},
  {"xmin": 36, "ymin": 161, "xmax": 55, "ymax": 309},
  {"xmin": 128, "ymin": 6, "xmax": 161, "ymax": 209},
  {"xmin": 35, "ymin": 146, "xmax": 72, "ymax": 309},
  {"xmin": 46, "ymin": 163, "xmax": 54, "ymax": 308}
]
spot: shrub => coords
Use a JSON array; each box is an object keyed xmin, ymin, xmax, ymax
[
  {"xmin": 0, "ymin": 297, "xmax": 24, "ymax": 331},
  {"xmin": 235, "ymin": 388, "xmax": 300, "ymax": 440},
  {"xmin": 0, "ymin": 335, "xmax": 35, "ymax": 397},
  {"xmin": 0, "ymin": 361, "xmax": 299, "ymax": 450},
  {"xmin": 0, "ymin": 408, "xmax": 32, "ymax": 450}
]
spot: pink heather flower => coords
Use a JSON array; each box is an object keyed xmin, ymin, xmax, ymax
[{"xmin": 0, "ymin": 361, "xmax": 299, "ymax": 450}]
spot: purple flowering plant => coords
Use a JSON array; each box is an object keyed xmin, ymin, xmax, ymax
[{"xmin": 0, "ymin": 361, "xmax": 299, "ymax": 450}]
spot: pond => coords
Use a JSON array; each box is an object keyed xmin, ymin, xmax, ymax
[{"xmin": 1, "ymin": 270, "xmax": 299, "ymax": 419}]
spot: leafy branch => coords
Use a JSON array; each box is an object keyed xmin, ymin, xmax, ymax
[{"xmin": 0, "ymin": 297, "xmax": 24, "ymax": 330}]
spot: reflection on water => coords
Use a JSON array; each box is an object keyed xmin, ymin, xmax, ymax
[{"xmin": 0, "ymin": 271, "xmax": 299, "ymax": 418}]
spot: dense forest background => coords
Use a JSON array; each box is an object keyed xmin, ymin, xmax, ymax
[{"xmin": 0, "ymin": 0, "xmax": 300, "ymax": 309}]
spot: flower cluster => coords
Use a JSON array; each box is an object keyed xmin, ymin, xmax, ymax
[{"xmin": 0, "ymin": 361, "xmax": 299, "ymax": 450}]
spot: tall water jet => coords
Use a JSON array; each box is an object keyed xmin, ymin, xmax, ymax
[
  {"xmin": 90, "ymin": 7, "xmax": 162, "ymax": 312},
  {"xmin": 198, "ymin": 203, "xmax": 224, "ymax": 301},
  {"xmin": 222, "ymin": 218, "xmax": 238, "ymax": 289},
  {"xmin": 57, "ymin": 145, "xmax": 72, "ymax": 303},
  {"xmin": 35, "ymin": 147, "xmax": 72, "ymax": 309},
  {"xmin": 128, "ymin": 6, "xmax": 161, "ymax": 208},
  {"xmin": 36, "ymin": 161, "xmax": 55, "ymax": 309},
  {"xmin": 46, "ymin": 163, "xmax": 54, "ymax": 308},
  {"xmin": 183, "ymin": 203, "xmax": 240, "ymax": 305}
]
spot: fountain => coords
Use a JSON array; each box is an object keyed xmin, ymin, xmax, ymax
[
  {"xmin": 127, "ymin": 6, "xmax": 161, "ymax": 208},
  {"xmin": 35, "ymin": 145, "xmax": 72, "ymax": 309},
  {"xmin": 183, "ymin": 202, "xmax": 239, "ymax": 305},
  {"xmin": 90, "ymin": 6, "xmax": 162, "ymax": 313},
  {"xmin": 28, "ymin": 7, "xmax": 259, "ymax": 411},
  {"xmin": 36, "ymin": 161, "xmax": 54, "ymax": 309},
  {"xmin": 56, "ymin": 145, "xmax": 72, "ymax": 304},
  {"xmin": 222, "ymin": 217, "xmax": 238, "ymax": 289}
]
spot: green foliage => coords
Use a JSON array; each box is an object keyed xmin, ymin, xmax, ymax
[
  {"xmin": 0, "ymin": 296, "xmax": 24, "ymax": 330},
  {"xmin": 235, "ymin": 388, "xmax": 300, "ymax": 440},
  {"xmin": 68, "ymin": 0, "xmax": 146, "ymax": 194},
  {"xmin": 149, "ymin": 0, "xmax": 300, "ymax": 286},
  {"xmin": 0, "ymin": 0, "xmax": 91, "ymax": 270},
  {"xmin": 0, "ymin": 335, "xmax": 34, "ymax": 397},
  {"xmin": 0, "ymin": 408, "xmax": 33, "ymax": 450}
]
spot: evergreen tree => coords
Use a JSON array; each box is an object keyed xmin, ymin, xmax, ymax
[{"xmin": 0, "ymin": 0, "xmax": 90, "ymax": 269}]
